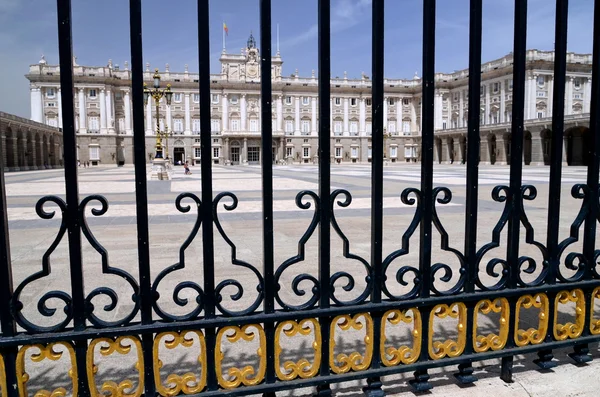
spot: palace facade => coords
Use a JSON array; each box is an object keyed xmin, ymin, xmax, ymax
[{"xmin": 25, "ymin": 33, "xmax": 593, "ymax": 166}]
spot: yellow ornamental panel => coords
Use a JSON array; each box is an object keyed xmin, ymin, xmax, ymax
[
  {"xmin": 16, "ymin": 342, "xmax": 77, "ymax": 397},
  {"xmin": 87, "ymin": 336, "xmax": 144, "ymax": 397},
  {"xmin": 329, "ymin": 313, "xmax": 373, "ymax": 374},
  {"xmin": 590, "ymin": 287, "xmax": 600, "ymax": 335},
  {"xmin": 380, "ymin": 309, "xmax": 421, "ymax": 366},
  {"xmin": 515, "ymin": 294, "xmax": 549, "ymax": 347},
  {"xmin": 554, "ymin": 289, "xmax": 585, "ymax": 340},
  {"xmin": 215, "ymin": 324, "xmax": 266, "ymax": 389},
  {"xmin": 428, "ymin": 303, "xmax": 467, "ymax": 360},
  {"xmin": 473, "ymin": 298, "xmax": 509, "ymax": 353},
  {"xmin": 0, "ymin": 354, "xmax": 6, "ymax": 397},
  {"xmin": 153, "ymin": 331, "xmax": 207, "ymax": 396},
  {"xmin": 274, "ymin": 319, "xmax": 321, "ymax": 381}
]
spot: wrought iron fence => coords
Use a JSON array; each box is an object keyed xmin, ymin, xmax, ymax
[{"xmin": 0, "ymin": 0, "xmax": 600, "ymax": 396}]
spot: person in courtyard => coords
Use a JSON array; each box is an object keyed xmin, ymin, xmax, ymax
[{"xmin": 184, "ymin": 161, "xmax": 191, "ymax": 175}]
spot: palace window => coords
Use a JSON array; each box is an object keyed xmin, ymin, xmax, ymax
[
  {"xmin": 508, "ymin": 79, "xmax": 513, "ymax": 90},
  {"xmin": 250, "ymin": 119, "xmax": 258, "ymax": 132},
  {"xmin": 230, "ymin": 119, "xmax": 240, "ymax": 131},
  {"xmin": 230, "ymin": 95, "xmax": 239, "ymax": 104},
  {"xmin": 390, "ymin": 146, "xmax": 397, "ymax": 158},
  {"xmin": 442, "ymin": 120, "xmax": 447, "ymax": 130},
  {"xmin": 301, "ymin": 120, "xmax": 310, "ymax": 134},
  {"xmin": 350, "ymin": 121, "xmax": 358, "ymax": 134},
  {"xmin": 302, "ymin": 97, "xmax": 310, "ymax": 105},
  {"xmin": 303, "ymin": 147, "xmax": 310, "ymax": 158},
  {"xmin": 286, "ymin": 147, "xmax": 293, "ymax": 157},
  {"xmin": 285, "ymin": 120, "xmax": 294, "ymax": 133},
  {"xmin": 89, "ymin": 89, "xmax": 97, "ymax": 98},
  {"xmin": 118, "ymin": 118, "xmax": 125, "ymax": 132},
  {"xmin": 174, "ymin": 118, "xmax": 183, "ymax": 133},
  {"xmin": 480, "ymin": 85, "xmax": 485, "ymax": 96},
  {"xmin": 538, "ymin": 111, "xmax": 545, "ymax": 119},
  {"xmin": 574, "ymin": 78, "xmax": 581, "ymax": 89},
  {"xmin": 403, "ymin": 98, "xmax": 410, "ymax": 106},
  {"xmin": 368, "ymin": 147, "xmax": 372, "ymax": 158},
  {"xmin": 366, "ymin": 122, "xmax": 372, "ymax": 135},
  {"xmin": 285, "ymin": 96, "xmax": 292, "ymax": 105},
  {"xmin": 351, "ymin": 147, "xmax": 358, "ymax": 158},
  {"xmin": 335, "ymin": 147, "xmax": 342, "ymax": 158},
  {"xmin": 89, "ymin": 146, "xmax": 100, "ymax": 160},
  {"xmin": 46, "ymin": 88, "xmax": 56, "ymax": 98},
  {"xmin": 334, "ymin": 97, "xmax": 341, "ymax": 105},
  {"xmin": 47, "ymin": 102, "xmax": 56, "ymax": 107},
  {"xmin": 334, "ymin": 120, "xmax": 342, "ymax": 135},
  {"xmin": 193, "ymin": 119, "xmax": 200, "ymax": 133},
  {"xmin": 537, "ymin": 75, "xmax": 545, "ymax": 86},
  {"xmin": 211, "ymin": 94, "xmax": 219, "ymax": 104},
  {"xmin": 211, "ymin": 119, "xmax": 220, "ymax": 133},
  {"xmin": 388, "ymin": 98, "xmax": 395, "ymax": 106},
  {"xmin": 193, "ymin": 94, "xmax": 200, "ymax": 103},
  {"xmin": 493, "ymin": 82, "xmax": 500, "ymax": 93},
  {"xmin": 403, "ymin": 121, "xmax": 410, "ymax": 134},
  {"xmin": 88, "ymin": 116, "xmax": 99, "ymax": 132},
  {"xmin": 350, "ymin": 98, "xmax": 357, "ymax": 106},
  {"xmin": 47, "ymin": 117, "xmax": 58, "ymax": 127},
  {"xmin": 194, "ymin": 147, "xmax": 201, "ymax": 158},
  {"xmin": 366, "ymin": 98, "xmax": 372, "ymax": 106},
  {"xmin": 174, "ymin": 93, "xmax": 182, "ymax": 102},
  {"xmin": 388, "ymin": 121, "xmax": 396, "ymax": 133},
  {"xmin": 213, "ymin": 147, "xmax": 220, "ymax": 159}
]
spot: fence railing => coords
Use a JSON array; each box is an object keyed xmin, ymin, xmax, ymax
[{"xmin": 1, "ymin": 0, "xmax": 600, "ymax": 396}]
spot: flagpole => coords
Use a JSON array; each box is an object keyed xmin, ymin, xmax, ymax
[
  {"xmin": 222, "ymin": 21, "xmax": 226, "ymax": 52},
  {"xmin": 276, "ymin": 23, "xmax": 280, "ymax": 55}
]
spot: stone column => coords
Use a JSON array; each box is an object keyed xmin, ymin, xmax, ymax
[
  {"xmin": 441, "ymin": 139, "xmax": 451, "ymax": 164},
  {"xmin": 99, "ymin": 88, "xmax": 107, "ymax": 133},
  {"xmin": 434, "ymin": 92, "xmax": 443, "ymax": 130},
  {"xmin": 496, "ymin": 136, "xmax": 508, "ymax": 165},
  {"xmin": 124, "ymin": 89, "xmax": 132, "ymax": 135},
  {"xmin": 530, "ymin": 131, "xmax": 545, "ymax": 165},
  {"xmin": 294, "ymin": 96, "xmax": 300, "ymax": 134},
  {"xmin": 241, "ymin": 94, "xmax": 247, "ymax": 131},
  {"xmin": 480, "ymin": 138, "xmax": 490, "ymax": 164},
  {"xmin": 547, "ymin": 76, "xmax": 554, "ymax": 115},
  {"xmin": 184, "ymin": 93, "xmax": 191, "ymax": 134},
  {"xmin": 410, "ymin": 99, "xmax": 417, "ymax": 133},
  {"xmin": 453, "ymin": 139, "xmax": 461, "ymax": 164},
  {"xmin": 243, "ymin": 137, "xmax": 248, "ymax": 165},
  {"xmin": 57, "ymin": 88, "xmax": 63, "ymax": 129},
  {"xmin": 563, "ymin": 137, "xmax": 569, "ymax": 165},
  {"xmin": 359, "ymin": 97, "xmax": 366, "ymax": 136},
  {"xmin": 145, "ymin": 95, "xmax": 152, "ymax": 135},
  {"xmin": 485, "ymin": 84, "xmax": 490, "ymax": 125},
  {"xmin": 78, "ymin": 88, "xmax": 87, "ymax": 133},
  {"xmin": 524, "ymin": 73, "xmax": 532, "ymax": 119},
  {"xmin": 566, "ymin": 76, "xmax": 573, "ymax": 116},
  {"xmin": 311, "ymin": 97, "xmax": 317, "ymax": 135},
  {"xmin": 500, "ymin": 81, "xmax": 506, "ymax": 123},
  {"xmin": 166, "ymin": 101, "xmax": 172, "ymax": 132},
  {"xmin": 276, "ymin": 95, "xmax": 283, "ymax": 132},
  {"xmin": 584, "ymin": 77, "xmax": 592, "ymax": 113},
  {"xmin": 459, "ymin": 90, "xmax": 464, "ymax": 128},
  {"xmin": 383, "ymin": 97, "xmax": 388, "ymax": 130},
  {"xmin": 343, "ymin": 97, "xmax": 349, "ymax": 136},
  {"xmin": 31, "ymin": 138, "xmax": 38, "ymax": 170},
  {"xmin": 30, "ymin": 86, "xmax": 43, "ymax": 123},
  {"xmin": 12, "ymin": 138, "xmax": 19, "ymax": 171},
  {"xmin": 224, "ymin": 138, "xmax": 229, "ymax": 163},
  {"xmin": 106, "ymin": 89, "xmax": 114, "ymax": 133},
  {"xmin": 531, "ymin": 74, "xmax": 538, "ymax": 118},
  {"xmin": 222, "ymin": 94, "xmax": 228, "ymax": 133}
]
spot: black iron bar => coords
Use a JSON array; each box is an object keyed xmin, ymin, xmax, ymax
[
  {"xmin": 459, "ymin": 0, "xmax": 483, "ymax": 384},
  {"xmin": 259, "ymin": 0, "xmax": 276, "ymax": 392},
  {"xmin": 56, "ymin": 0, "xmax": 90, "ymax": 395},
  {"xmin": 197, "ymin": 0, "xmax": 218, "ymax": 391},
  {"xmin": 503, "ymin": 0, "xmax": 528, "ymax": 382},
  {"xmin": 127, "ymin": 0, "xmax": 156, "ymax": 394}
]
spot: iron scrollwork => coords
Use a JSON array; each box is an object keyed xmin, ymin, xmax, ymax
[
  {"xmin": 152, "ymin": 193, "xmax": 205, "ymax": 321},
  {"xmin": 212, "ymin": 192, "xmax": 264, "ymax": 316},
  {"xmin": 274, "ymin": 191, "xmax": 321, "ymax": 311}
]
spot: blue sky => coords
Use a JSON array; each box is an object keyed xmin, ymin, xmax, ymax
[{"xmin": 0, "ymin": 0, "xmax": 595, "ymax": 118}]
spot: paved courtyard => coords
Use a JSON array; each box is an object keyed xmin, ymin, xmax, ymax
[{"xmin": 2, "ymin": 163, "xmax": 600, "ymax": 396}]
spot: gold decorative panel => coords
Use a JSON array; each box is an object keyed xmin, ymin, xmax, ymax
[
  {"xmin": 274, "ymin": 319, "xmax": 321, "ymax": 381},
  {"xmin": 87, "ymin": 336, "xmax": 144, "ymax": 397},
  {"xmin": 592, "ymin": 287, "xmax": 600, "ymax": 335},
  {"xmin": 428, "ymin": 303, "xmax": 467, "ymax": 360},
  {"xmin": 554, "ymin": 289, "xmax": 585, "ymax": 340},
  {"xmin": 0, "ymin": 354, "xmax": 6, "ymax": 397},
  {"xmin": 16, "ymin": 342, "xmax": 77, "ymax": 397},
  {"xmin": 153, "ymin": 331, "xmax": 207, "ymax": 396},
  {"xmin": 380, "ymin": 309, "xmax": 421, "ymax": 366},
  {"xmin": 473, "ymin": 298, "xmax": 509, "ymax": 353},
  {"xmin": 215, "ymin": 324, "xmax": 266, "ymax": 389},
  {"xmin": 515, "ymin": 294, "xmax": 549, "ymax": 346},
  {"xmin": 330, "ymin": 313, "xmax": 373, "ymax": 374}
]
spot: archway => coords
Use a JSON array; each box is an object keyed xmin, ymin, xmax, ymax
[
  {"xmin": 540, "ymin": 129, "xmax": 552, "ymax": 165},
  {"xmin": 459, "ymin": 136, "xmax": 466, "ymax": 164},
  {"xmin": 5, "ymin": 128, "xmax": 15, "ymax": 169},
  {"xmin": 448, "ymin": 137, "xmax": 455, "ymax": 163},
  {"xmin": 49, "ymin": 135, "xmax": 56, "ymax": 166},
  {"xmin": 42, "ymin": 135, "xmax": 49, "ymax": 168},
  {"xmin": 524, "ymin": 131, "xmax": 532, "ymax": 165},
  {"xmin": 565, "ymin": 126, "xmax": 591, "ymax": 166},
  {"xmin": 230, "ymin": 140, "xmax": 241, "ymax": 165},
  {"xmin": 489, "ymin": 134, "xmax": 497, "ymax": 165},
  {"xmin": 35, "ymin": 133, "xmax": 43, "ymax": 168},
  {"xmin": 16, "ymin": 133, "xmax": 25, "ymax": 169},
  {"xmin": 434, "ymin": 138, "xmax": 442, "ymax": 164}
]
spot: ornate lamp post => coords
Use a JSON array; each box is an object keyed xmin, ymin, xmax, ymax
[{"xmin": 144, "ymin": 69, "xmax": 173, "ymax": 159}]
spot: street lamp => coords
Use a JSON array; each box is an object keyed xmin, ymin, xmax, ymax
[{"xmin": 144, "ymin": 69, "xmax": 173, "ymax": 159}]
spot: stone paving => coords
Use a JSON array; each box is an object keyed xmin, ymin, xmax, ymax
[{"xmin": 2, "ymin": 163, "xmax": 600, "ymax": 396}]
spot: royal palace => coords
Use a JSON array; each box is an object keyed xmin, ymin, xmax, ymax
[{"xmin": 14, "ymin": 33, "xmax": 593, "ymax": 169}]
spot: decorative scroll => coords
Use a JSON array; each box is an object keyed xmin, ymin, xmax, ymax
[
  {"xmin": 213, "ymin": 192, "xmax": 264, "ymax": 316},
  {"xmin": 515, "ymin": 294, "xmax": 549, "ymax": 346},
  {"xmin": 153, "ymin": 331, "xmax": 206, "ymax": 396},
  {"xmin": 16, "ymin": 342, "xmax": 77, "ymax": 397},
  {"xmin": 79, "ymin": 195, "xmax": 140, "ymax": 327},
  {"xmin": 87, "ymin": 336, "xmax": 144, "ymax": 397},
  {"xmin": 592, "ymin": 287, "xmax": 600, "ymax": 335},
  {"xmin": 382, "ymin": 188, "xmax": 422, "ymax": 300},
  {"xmin": 11, "ymin": 196, "xmax": 73, "ymax": 332},
  {"xmin": 330, "ymin": 313, "xmax": 373, "ymax": 374},
  {"xmin": 473, "ymin": 298, "xmax": 509, "ymax": 353},
  {"xmin": 380, "ymin": 309, "xmax": 421, "ymax": 366},
  {"xmin": 554, "ymin": 289, "xmax": 585, "ymax": 340},
  {"xmin": 274, "ymin": 319, "xmax": 321, "ymax": 381},
  {"xmin": 215, "ymin": 325, "xmax": 266, "ymax": 389},
  {"xmin": 274, "ymin": 191, "xmax": 321, "ymax": 311},
  {"xmin": 430, "ymin": 187, "xmax": 466, "ymax": 295},
  {"xmin": 0, "ymin": 354, "xmax": 5, "ymax": 397},
  {"xmin": 151, "ymin": 193, "xmax": 205, "ymax": 321},
  {"xmin": 428, "ymin": 303, "xmax": 467, "ymax": 360},
  {"xmin": 330, "ymin": 189, "xmax": 372, "ymax": 305},
  {"xmin": 556, "ymin": 184, "xmax": 589, "ymax": 282}
]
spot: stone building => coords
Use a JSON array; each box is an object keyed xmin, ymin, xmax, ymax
[{"xmin": 25, "ymin": 33, "xmax": 593, "ymax": 166}]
